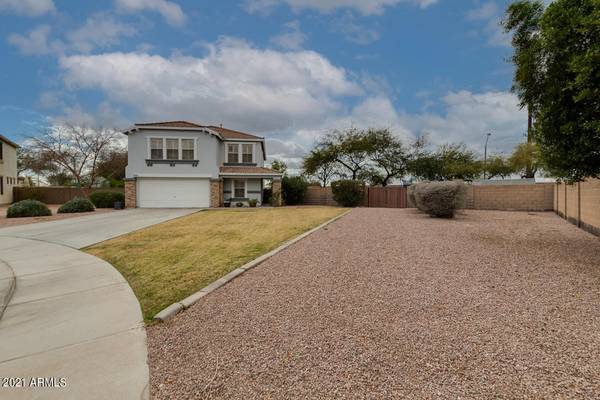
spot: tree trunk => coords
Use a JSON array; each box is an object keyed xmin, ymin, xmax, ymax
[{"xmin": 525, "ymin": 106, "xmax": 535, "ymax": 179}]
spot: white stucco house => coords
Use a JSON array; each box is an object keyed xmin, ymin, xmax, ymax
[
  {"xmin": 123, "ymin": 121, "xmax": 282, "ymax": 208},
  {"xmin": 0, "ymin": 134, "xmax": 19, "ymax": 205}
]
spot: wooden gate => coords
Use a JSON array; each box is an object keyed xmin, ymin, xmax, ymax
[{"xmin": 367, "ymin": 186, "xmax": 407, "ymax": 208}]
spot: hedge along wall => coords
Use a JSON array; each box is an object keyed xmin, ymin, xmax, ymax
[
  {"xmin": 555, "ymin": 179, "xmax": 600, "ymax": 237},
  {"xmin": 13, "ymin": 186, "xmax": 124, "ymax": 204}
]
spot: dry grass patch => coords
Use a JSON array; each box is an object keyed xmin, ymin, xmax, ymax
[{"xmin": 86, "ymin": 207, "xmax": 345, "ymax": 320}]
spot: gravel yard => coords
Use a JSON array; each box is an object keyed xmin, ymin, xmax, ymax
[{"xmin": 148, "ymin": 208, "xmax": 600, "ymax": 399}]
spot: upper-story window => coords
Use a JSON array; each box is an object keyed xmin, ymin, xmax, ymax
[
  {"xmin": 0, "ymin": 142, "xmax": 3, "ymax": 160},
  {"xmin": 182, "ymin": 139, "xmax": 194, "ymax": 160},
  {"xmin": 227, "ymin": 144, "xmax": 239, "ymax": 163},
  {"xmin": 227, "ymin": 142, "xmax": 254, "ymax": 164},
  {"xmin": 148, "ymin": 137, "xmax": 196, "ymax": 161},
  {"xmin": 150, "ymin": 138, "xmax": 163, "ymax": 159},
  {"xmin": 242, "ymin": 144, "xmax": 253, "ymax": 163},
  {"xmin": 166, "ymin": 138, "xmax": 179, "ymax": 159}
]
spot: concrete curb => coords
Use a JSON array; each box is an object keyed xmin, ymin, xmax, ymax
[
  {"xmin": 0, "ymin": 260, "xmax": 16, "ymax": 320},
  {"xmin": 153, "ymin": 209, "xmax": 351, "ymax": 322}
]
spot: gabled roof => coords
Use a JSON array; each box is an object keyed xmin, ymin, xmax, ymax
[
  {"xmin": 129, "ymin": 121, "xmax": 263, "ymax": 140},
  {"xmin": 205, "ymin": 126, "xmax": 263, "ymax": 140},
  {"xmin": 0, "ymin": 134, "xmax": 20, "ymax": 149}
]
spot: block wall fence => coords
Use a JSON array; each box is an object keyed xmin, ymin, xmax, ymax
[{"xmin": 555, "ymin": 178, "xmax": 600, "ymax": 237}]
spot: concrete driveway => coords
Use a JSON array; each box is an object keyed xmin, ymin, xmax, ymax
[{"xmin": 0, "ymin": 208, "xmax": 198, "ymax": 400}]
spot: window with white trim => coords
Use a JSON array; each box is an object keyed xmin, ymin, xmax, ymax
[
  {"xmin": 227, "ymin": 144, "xmax": 239, "ymax": 163},
  {"xmin": 181, "ymin": 139, "xmax": 194, "ymax": 160},
  {"xmin": 150, "ymin": 138, "xmax": 163, "ymax": 159},
  {"xmin": 242, "ymin": 144, "xmax": 253, "ymax": 163},
  {"xmin": 234, "ymin": 180, "xmax": 245, "ymax": 198},
  {"xmin": 166, "ymin": 138, "xmax": 179, "ymax": 159}
]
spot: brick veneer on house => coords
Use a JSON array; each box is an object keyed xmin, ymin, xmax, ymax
[
  {"xmin": 210, "ymin": 179, "xmax": 222, "ymax": 208},
  {"xmin": 124, "ymin": 179, "xmax": 137, "ymax": 208},
  {"xmin": 271, "ymin": 178, "xmax": 282, "ymax": 206}
]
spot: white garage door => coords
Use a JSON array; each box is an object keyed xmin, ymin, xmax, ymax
[{"xmin": 137, "ymin": 178, "xmax": 210, "ymax": 208}]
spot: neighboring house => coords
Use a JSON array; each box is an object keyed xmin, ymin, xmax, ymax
[
  {"xmin": 123, "ymin": 121, "xmax": 282, "ymax": 208},
  {"xmin": 0, "ymin": 134, "xmax": 19, "ymax": 205}
]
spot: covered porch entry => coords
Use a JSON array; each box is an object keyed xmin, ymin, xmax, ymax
[{"xmin": 219, "ymin": 166, "xmax": 282, "ymax": 207}]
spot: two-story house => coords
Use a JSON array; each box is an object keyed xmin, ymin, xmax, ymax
[
  {"xmin": 0, "ymin": 134, "xmax": 19, "ymax": 205},
  {"xmin": 123, "ymin": 121, "xmax": 282, "ymax": 208}
]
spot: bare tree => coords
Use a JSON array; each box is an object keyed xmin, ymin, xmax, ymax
[{"xmin": 28, "ymin": 124, "xmax": 120, "ymax": 189}]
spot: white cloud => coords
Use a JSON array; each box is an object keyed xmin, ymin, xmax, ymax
[
  {"xmin": 331, "ymin": 13, "xmax": 381, "ymax": 44},
  {"xmin": 67, "ymin": 13, "xmax": 137, "ymax": 53},
  {"xmin": 466, "ymin": 1, "xmax": 509, "ymax": 47},
  {"xmin": 270, "ymin": 20, "xmax": 307, "ymax": 50},
  {"xmin": 115, "ymin": 0, "xmax": 186, "ymax": 26},
  {"xmin": 0, "ymin": 0, "xmax": 55, "ymax": 16},
  {"xmin": 59, "ymin": 38, "xmax": 361, "ymax": 133},
  {"xmin": 56, "ymin": 37, "xmax": 525, "ymax": 163},
  {"xmin": 7, "ymin": 25, "xmax": 64, "ymax": 55},
  {"xmin": 245, "ymin": 0, "xmax": 438, "ymax": 15},
  {"xmin": 466, "ymin": 1, "xmax": 498, "ymax": 21},
  {"xmin": 401, "ymin": 90, "xmax": 526, "ymax": 154}
]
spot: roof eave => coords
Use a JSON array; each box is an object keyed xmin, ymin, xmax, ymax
[{"xmin": 0, "ymin": 134, "xmax": 20, "ymax": 148}]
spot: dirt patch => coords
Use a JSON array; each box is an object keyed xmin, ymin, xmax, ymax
[{"xmin": 148, "ymin": 209, "xmax": 600, "ymax": 399}]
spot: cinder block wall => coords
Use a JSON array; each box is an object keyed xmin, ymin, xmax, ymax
[
  {"xmin": 463, "ymin": 183, "xmax": 554, "ymax": 211},
  {"xmin": 555, "ymin": 179, "xmax": 600, "ymax": 236}
]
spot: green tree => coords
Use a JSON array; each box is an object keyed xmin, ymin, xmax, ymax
[
  {"xmin": 302, "ymin": 148, "xmax": 338, "ymax": 187},
  {"xmin": 509, "ymin": 142, "xmax": 539, "ymax": 178},
  {"xmin": 502, "ymin": 0, "xmax": 544, "ymax": 148},
  {"xmin": 270, "ymin": 159, "xmax": 288, "ymax": 174},
  {"xmin": 408, "ymin": 143, "xmax": 482, "ymax": 182},
  {"xmin": 504, "ymin": 0, "xmax": 600, "ymax": 181},
  {"xmin": 366, "ymin": 129, "xmax": 408, "ymax": 186},
  {"xmin": 317, "ymin": 128, "xmax": 375, "ymax": 180},
  {"xmin": 485, "ymin": 155, "xmax": 514, "ymax": 179}
]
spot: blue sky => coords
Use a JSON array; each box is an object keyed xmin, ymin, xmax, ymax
[{"xmin": 0, "ymin": 0, "xmax": 531, "ymax": 166}]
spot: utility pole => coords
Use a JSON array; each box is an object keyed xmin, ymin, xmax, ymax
[{"xmin": 483, "ymin": 132, "xmax": 492, "ymax": 180}]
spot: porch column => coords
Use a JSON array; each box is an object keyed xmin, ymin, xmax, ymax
[
  {"xmin": 124, "ymin": 178, "xmax": 137, "ymax": 208},
  {"xmin": 210, "ymin": 178, "xmax": 223, "ymax": 208},
  {"xmin": 272, "ymin": 177, "xmax": 282, "ymax": 206}
]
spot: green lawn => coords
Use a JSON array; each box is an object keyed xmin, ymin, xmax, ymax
[{"xmin": 85, "ymin": 207, "xmax": 346, "ymax": 320}]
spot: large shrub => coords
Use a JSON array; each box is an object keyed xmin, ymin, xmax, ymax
[
  {"xmin": 6, "ymin": 199, "xmax": 52, "ymax": 218},
  {"xmin": 331, "ymin": 180, "xmax": 365, "ymax": 207},
  {"xmin": 58, "ymin": 197, "xmax": 95, "ymax": 214},
  {"xmin": 89, "ymin": 190, "xmax": 125, "ymax": 208},
  {"xmin": 281, "ymin": 176, "xmax": 309, "ymax": 205},
  {"xmin": 413, "ymin": 181, "xmax": 465, "ymax": 218}
]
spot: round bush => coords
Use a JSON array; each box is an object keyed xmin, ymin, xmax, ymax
[
  {"xmin": 413, "ymin": 181, "xmax": 465, "ymax": 218},
  {"xmin": 58, "ymin": 197, "xmax": 95, "ymax": 214},
  {"xmin": 282, "ymin": 176, "xmax": 309, "ymax": 205},
  {"xmin": 89, "ymin": 191, "xmax": 125, "ymax": 208},
  {"xmin": 331, "ymin": 180, "xmax": 365, "ymax": 207},
  {"xmin": 6, "ymin": 199, "xmax": 52, "ymax": 218}
]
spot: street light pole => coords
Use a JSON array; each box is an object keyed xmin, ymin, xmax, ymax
[{"xmin": 483, "ymin": 132, "xmax": 492, "ymax": 180}]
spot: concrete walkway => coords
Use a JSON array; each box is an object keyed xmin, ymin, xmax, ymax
[{"xmin": 0, "ymin": 209, "xmax": 198, "ymax": 400}]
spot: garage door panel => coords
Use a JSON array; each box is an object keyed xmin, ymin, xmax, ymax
[{"xmin": 138, "ymin": 178, "xmax": 209, "ymax": 208}]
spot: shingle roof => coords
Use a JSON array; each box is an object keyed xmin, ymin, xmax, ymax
[
  {"xmin": 220, "ymin": 166, "xmax": 282, "ymax": 175},
  {"xmin": 205, "ymin": 126, "xmax": 262, "ymax": 140},
  {"xmin": 135, "ymin": 121, "xmax": 203, "ymax": 128},
  {"xmin": 133, "ymin": 121, "xmax": 262, "ymax": 140}
]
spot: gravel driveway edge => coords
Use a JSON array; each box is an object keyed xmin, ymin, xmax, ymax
[{"xmin": 153, "ymin": 209, "xmax": 351, "ymax": 322}]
